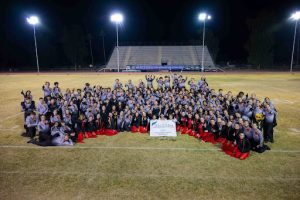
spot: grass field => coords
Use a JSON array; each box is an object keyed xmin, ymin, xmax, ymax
[{"xmin": 0, "ymin": 72, "xmax": 300, "ymax": 200}]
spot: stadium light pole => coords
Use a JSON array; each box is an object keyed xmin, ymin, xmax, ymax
[
  {"xmin": 198, "ymin": 13, "xmax": 211, "ymax": 73},
  {"xmin": 110, "ymin": 13, "xmax": 123, "ymax": 72},
  {"xmin": 290, "ymin": 11, "xmax": 300, "ymax": 73},
  {"xmin": 26, "ymin": 16, "xmax": 40, "ymax": 73}
]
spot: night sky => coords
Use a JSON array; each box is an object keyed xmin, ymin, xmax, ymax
[{"xmin": 0, "ymin": 0, "xmax": 299, "ymax": 69}]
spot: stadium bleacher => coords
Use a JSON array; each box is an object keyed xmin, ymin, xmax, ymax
[{"xmin": 103, "ymin": 45, "xmax": 223, "ymax": 72}]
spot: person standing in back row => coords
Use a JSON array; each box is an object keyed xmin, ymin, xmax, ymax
[{"xmin": 263, "ymin": 105, "xmax": 277, "ymax": 143}]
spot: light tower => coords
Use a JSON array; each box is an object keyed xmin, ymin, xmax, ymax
[
  {"xmin": 110, "ymin": 13, "xmax": 124, "ymax": 72},
  {"xmin": 290, "ymin": 11, "xmax": 300, "ymax": 73},
  {"xmin": 198, "ymin": 13, "xmax": 211, "ymax": 72},
  {"xmin": 26, "ymin": 16, "xmax": 40, "ymax": 73}
]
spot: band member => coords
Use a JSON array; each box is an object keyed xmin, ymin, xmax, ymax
[
  {"xmin": 37, "ymin": 98, "xmax": 48, "ymax": 117},
  {"xmin": 251, "ymin": 123, "xmax": 270, "ymax": 153},
  {"xmin": 131, "ymin": 112, "xmax": 140, "ymax": 132},
  {"xmin": 51, "ymin": 122, "xmax": 74, "ymax": 146},
  {"xmin": 139, "ymin": 112, "xmax": 149, "ymax": 133},
  {"xmin": 25, "ymin": 112, "xmax": 38, "ymax": 140},
  {"xmin": 42, "ymin": 82, "xmax": 52, "ymax": 99},
  {"xmin": 85, "ymin": 116, "xmax": 97, "ymax": 138},
  {"xmin": 117, "ymin": 111, "xmax": 125, "ymax": 132},
  {"xmin": 234, "ymin": 133, "xmax": 251, "ymax": 160},
  {"xmin": 263, "ymin": 105, "xmax": 277, "ymax": 143},
  {"xmin": 52, "ymin": 82, "xmax": 61, "ymax": 97},
  {"xmin": 145, "ymin": 74, "xmax": 155, "ymax": 88},
  {"xmin": 21, "ymin": 97, "xmax": 36, "ymax": 121}
]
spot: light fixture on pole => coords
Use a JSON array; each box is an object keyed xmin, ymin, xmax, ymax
[
  {"xmin": 26, "ymin": 16, "xmax": 40, "ymax": 73},
  {"xmin": 198, "ymin": 12, "xmax": 211, "ymax": 72},
  {"xmin": 290, "ymin": 11, "xmax": 300, "ymax": 73},
  {"xmin": 110, "ymin": 13, "xmax": 123, "ymax": 72}
]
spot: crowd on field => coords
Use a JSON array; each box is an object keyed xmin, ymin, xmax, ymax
[{"xmin": 21, "ymin": 74, "xmax": 277, "ymax": 159}]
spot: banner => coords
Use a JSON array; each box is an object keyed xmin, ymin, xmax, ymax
[{"xmin": 150, "ymin": 120, "xmax": 177, "ymax": 137}]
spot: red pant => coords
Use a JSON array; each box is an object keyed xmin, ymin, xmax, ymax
[
  {"xmin": 104, "ymin": 129, "xmax": 118, "ymax": 136},
  {"xmin": 131, "ymin": 126, "xmax": 139, "ymax": 133},
  {"xmin": 139, "ymin": 126, "xmax": 148, "ymax": 133}
]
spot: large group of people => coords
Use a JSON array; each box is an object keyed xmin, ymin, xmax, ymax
[{"xmin": 21, "ymin": 74, "xmax": 277, "ymax": 159}]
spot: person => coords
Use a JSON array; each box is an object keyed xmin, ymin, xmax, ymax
[
  {"xmin": 113, "ymin": 79, "xmax": 123, "ymax": 90},
  {"xmin": 131, "ymin": 112, "xmax": 140, "ymax": 132},
  {"xmin": 25, "ymin": 112, "xmax": 38, "ymax": 140},
  {"xmin": 21, "ymin": 90, "xmax": 33, "ymax": 100},
  {"xmin": 234, "ymin": 133, "xmax": 251, "ymax": 160},
  {"xmin": 145, "ymin": 74, "xmax": 155, "ymax": 88},
  {"xmin": 21, "ymin": 97, "xmax": 36, "ymax": 121},
  {"xmin": 251, "ymin": 123, "xmax": 270, "ymax": 153},
  {"xmin": 38, "ymin": 115, "xmax": 50, "ymax": 141},
  {"xmin": 125, "ymin": 79, "xmax": 134, "ymax": 90},
  {"xmin": 164, "ymin": 75, "xmax": 171, "ymax": 89},
  {"xmin": 83, "ymin": 83, "xmax": 93, "ymax": 94},
  {"xmin": 139, "ymin": 112, "xmax": 149, "ymax": 133},
  {"xmin": 156, "ymin": 76, "xmax": 164, "ymax": 89},
  {"xmin": 124, "ymin": 112, "xmax": 132, "ymax": 132},
  {"xmin": 21, "ymin": 75, "xmax": 277, "ymax": 159},
  {"xmin": 51, "ymin": 122, "xmax": 74, "ymax": 146},
  {"xmin": 37, "ymin": 98, "xmax": 48, "ymax": 117},
  {"xmin": 95, "ymin": 113, "xmax": 103, "ymax": 134},
  {"xmin": 85, "ymin": 116, "xmax": 97, "ymax": 138},
  {"xmin": 42, "ymin": 81, "xmax": 52, "ymax": 99},
  {"xmin": 52, "ymin": 82, "xmax": 61, "ymax": 97},
  {"xmin": 117, "ymin": 111, "xmax": 125, "ymax": 132},
  {"xmin": 104, "ymin": 113, "xmax": 118, "ymax": 136},
  {"xmin": 263, "ymin": 105, "xmax": 277, "ymax": 143},
  {"xmin": 27, "ymin": 115, "xmax": 52, "ymax": 146}
]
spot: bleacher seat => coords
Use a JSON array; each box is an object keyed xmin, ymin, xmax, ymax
[{"xmin": 105, "ymin": 45, "xmax": 216, "ymax": 71}]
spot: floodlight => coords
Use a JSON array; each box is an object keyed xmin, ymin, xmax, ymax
[
  {"xmin": 289, "ymin": 11, "xmax": 300, "ymax": 73},
  {"xmin": 110, "ymin": 13, "xmax": 123, "ymax": 23},
  {"xmin": 26, "ymin": 16, "xmax": 39, "ymax": 25},
  {"xmin": 198, "ymin": 13, "xmax": 207, "ymax": 21},
  {"xmin": 290, "ymin": 11, "xmax": 300, "ymax": 21}
]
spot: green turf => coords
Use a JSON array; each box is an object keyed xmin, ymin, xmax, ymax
[{"xmin": 0, "ymin": 72, "xmax": 300, "ymax": 200}]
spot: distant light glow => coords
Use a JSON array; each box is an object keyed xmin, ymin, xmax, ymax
[
  {"xmin": 290, "ymin": 11, "xmax": 300, "ymax": 20},
  {"xmin": 26, "ymin": 16, "xmax": 39, "ymax": 25},
  {"xmin": 198, "ymin": 13, "xmax": 211, "ymax": 21},
  {"xmin": 110, "ymin": 13, "xmax": 123, "ymax": 23}
]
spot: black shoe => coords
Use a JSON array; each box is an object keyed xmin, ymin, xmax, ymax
[{"xmin": 265, "ymin": 145, "xmax": 271, "ymax": 150}]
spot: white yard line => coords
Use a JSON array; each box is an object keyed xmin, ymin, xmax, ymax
[
  {"xmin": 0, "ymin": 112, "xmax": 22, "ymax": 123},
  {"xmin": 0, "ymin": 171, "xmax": 299, "ymax": 181},
  {"xmin": 0, "ymin": 145, "xmax": 299, "ymax": 153}
]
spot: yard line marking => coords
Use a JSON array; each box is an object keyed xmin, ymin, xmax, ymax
[
  {"xmin": 0, "ymin": 112, "xmax": 22, "ymax": 123},
  {"xmin": 0, "ymin": 145, "xmax": 300, "ymax": 153},
  {"xmin": 0, "ymin": 171, "xmax": 299, "ymax": 181},
  {"xmin": 0, "ymin": 145, "xmax": 221, "ymax": 151}
]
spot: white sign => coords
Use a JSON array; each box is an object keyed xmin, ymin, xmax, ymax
[{"xmin": 150, "ymin": 120, "xmax": 177, "ymax": 137}]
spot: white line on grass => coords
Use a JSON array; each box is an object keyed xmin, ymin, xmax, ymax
[
  {"xmin": 0, "ymin": 145, "xmax": 300, "ymax": 153},
  {"xmin": 0, "ymin": 112, "xmax": 22, "ymax": 123},
  {"xmin": 0, "ymin": 171, "xmax": 299, "ymax": 181}
]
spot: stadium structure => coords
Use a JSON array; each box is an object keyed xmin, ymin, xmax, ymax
[{"xmin": 101, "ymin": 45, "xmax": 224, "ymax": 72}]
